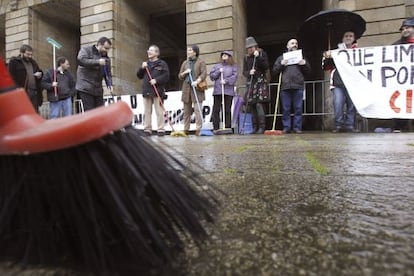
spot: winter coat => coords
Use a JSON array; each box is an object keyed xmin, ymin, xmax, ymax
[
  {"xmin": 41, "ymin": 68, "xmax": 76, "ymax": 102},
  {"xmin": 8, "ymin": 55, "xmax": 43, "ymax": 102},
  {"xmin": 136, "ymin": 59, "xmax": 170, "ymax": 98},
  {"xmin": 209, "ymin": 62, "xmax": 237, "ymax": 96},
  {"xmin": 242, "ymin": 49, "xmax": 269, "ymax": 83},
  {"xmin": 273, "ymin": 53, "xmax": 310, "ymax": 90},
  {"xmin": 75, "ymin": 44, "xmax": 112, "ymax": 96},
  {"xmin": 178, "ymin": 57, "xmax": 207, "ymax": 103}
]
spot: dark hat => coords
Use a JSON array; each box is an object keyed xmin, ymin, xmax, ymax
[
  {"xmin": 221, "ymin": 50, "xmax": 233, "ymax": 57},
  {"xmin": 245, "ymin": 37, "xmax": 258, "ymax": 48},
  {"xmin": 191, "ymin": 45, "xmax": 200, "ymax": 57},
  {"xmin": 400, "ymin": 17, "xmax": 414, "ymax": 30}
]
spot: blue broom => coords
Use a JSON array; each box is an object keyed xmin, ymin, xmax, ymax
[{"xmin": 188, "ymin": 71, "xmax": 214, "ymax": 136}]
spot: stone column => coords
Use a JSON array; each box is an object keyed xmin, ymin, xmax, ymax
[
  {"xmin": 80, "ymin": 0, "xmax": 115, "ymax": 95},
  {"xmin": 186, "ymin": 0, "xmax": 247, "ymax": 86},
  {"xmin": 5, "ymin": 7, "xmax": 30, "ymax": 60}
]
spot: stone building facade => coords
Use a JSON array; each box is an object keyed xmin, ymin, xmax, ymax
[{"xmin": 0, "ymin": 0, "xmax": 413, "ymax": 128}]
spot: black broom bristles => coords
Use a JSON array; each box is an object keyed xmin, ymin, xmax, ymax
[{"xmin": 0, "ymin": 126, "xmax": 219, "ymax": 274}]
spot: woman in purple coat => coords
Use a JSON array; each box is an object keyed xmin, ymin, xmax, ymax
[{"xmin": 209, "ymin": 50, "xmax": 238, "ymax": 132}]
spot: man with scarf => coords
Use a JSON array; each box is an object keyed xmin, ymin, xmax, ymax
[
  {"xmin": 8, "ymin": 44, "xmax": 43, "ymax": 112},
  {"xmin": 137, "ymin": 45, "xmax": 170, "ymax": 136},
  {"xmin": 178, "ymin": 45, "xmax": 207, "ymax": 136}
]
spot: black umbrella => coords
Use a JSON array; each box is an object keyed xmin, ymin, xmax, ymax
[{"xmin": 298, "ymin": 9, "xmax": 366, "ymax": 51}]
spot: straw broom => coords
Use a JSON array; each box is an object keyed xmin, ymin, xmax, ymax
[
  {"xmin": 0, "ymin": 57, "xmax": 218, "ymax": 274},
  {"xmin": 264, "ymin": 72, "xmax": 283, "ymax": 135}
]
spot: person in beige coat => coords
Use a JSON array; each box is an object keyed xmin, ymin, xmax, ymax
[{"xmin": 178, "ymin": 45, "xmax": 207, "ymax": 136}]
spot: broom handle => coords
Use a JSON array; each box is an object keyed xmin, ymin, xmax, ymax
[
  {"xmin": 53, "ymin": 46, "xmax": 57, "ymax": 97},
  {"xmin": 220, "ymin": 70, "xmax": 225, "ymax": 129},
  {"xmin": 188, "ymin": 71, "xmax": 204, "ymax": 121},
  {"xmin": 241, "ymin": 55, "xmax": 257, "ymax": 133},
  {"xmin": 271, "ymin": 72, "xmax": 282, "ymax": 131},
  {"xmin": 144, "ymin": 66, "xmax": 176, "ymax": 132}
]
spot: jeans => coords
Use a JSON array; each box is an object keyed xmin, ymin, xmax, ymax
[
  {"xmin": 212, "ymin": 95, "xmax": 233, "ymax": 129},
  {"xmin": 332, "ymin": 87, "xmax": 355, "ymax": 129},
  {"xmin": 49, "ymin": 97, "xmax": 72, "ymax": 119},
  {"xmin": 281, "ymin": 89, "xmax": 303, "ymax": 131}
]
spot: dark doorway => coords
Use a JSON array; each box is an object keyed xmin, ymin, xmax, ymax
[
  {"xmin": 246, "ymin": 0, "xmax": 324, "ymax": 130},
  {"xmin": 246, "ymin": 0, "xmax": 323, "ymax": 80},
  {"xmin": 150, "ymin": 11, "xmax": 186, "ymax": 91}
]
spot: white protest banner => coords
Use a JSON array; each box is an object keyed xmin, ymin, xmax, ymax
[
  {"xmin": 283, "ymin": 49, "xmax": 303, "ymax": 65},
  {"xmin": 331, "ymin": 44, "xmax": 414, "ymax": 119},
  {"xmin": 104, "ymin": 88, "xmax": 214, "ymax": 131}
]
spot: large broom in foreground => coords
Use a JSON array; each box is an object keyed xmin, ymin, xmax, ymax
[{"xmin": 0, "ymin": 57, "xmax": 218, "ymax": 274}]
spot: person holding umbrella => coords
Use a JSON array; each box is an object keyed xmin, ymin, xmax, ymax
[
  {"xmin": 243, "ymin": 36, "xmax": 270, "ymax": 134},
  {"xmin": 322, "ymin": 31, "xmax": 360, "ymax": 133},
  {"xmin": 209, "ymin": 50, "xmax": 238, "ymax": 134},
  {"xmin": 137, "ymin": 45, "xmax": 170, "ymax": 136},
  {"xmin": 391, "ymin": 17, "xmax": 414, "ymax": 133}
]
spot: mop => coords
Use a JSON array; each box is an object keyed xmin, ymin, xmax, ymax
[
  {"xmin": 214, "ymin": 70, "xmax": 233, "ymax": 135},
  {"xmin": 188, "ymin": 71, "xmax": 214, "ymax": 136},
  {"xmin": 264, "ymin": 72, "xmax": 283, "ymax": 135},
  {"xmin": 145, "ymin": 67, "xmax": 187, "ymax": 137}
]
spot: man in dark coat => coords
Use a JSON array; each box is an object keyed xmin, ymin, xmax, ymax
[
  {"xmin": 76, "ymin": 37, "xmax": 113, "ymax": 111},
  {"xmin": 273, "ymin": 38, "xmax": 310, "ymax": 133},
  {"xmin": 41, "ymin": 57, "xmax": 76, "ymax": 119},
  {"xmin": 8, "ymin": 44, "xmax": 43, "ymax": 112},
  {"xmin": 137, "ymin": 45, "xmax": 170, "ymax": 136}
]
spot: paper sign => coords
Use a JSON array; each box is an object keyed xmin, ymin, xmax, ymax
[{"xmin": 283, "ymin": 49, "xmax": 303, "ymax": 65}]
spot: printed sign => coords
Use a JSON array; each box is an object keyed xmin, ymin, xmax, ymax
[
  {"xmin": 104, "ymin": 88, "xmax": 215, "ymax": 131},
  {"xmin": 331, "ymin": 44, "xmax": 413, "ymax": 119}
]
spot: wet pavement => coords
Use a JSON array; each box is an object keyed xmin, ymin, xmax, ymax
[
  {"xmin": 152, "ymin": 131, "xmax": 414, "ymax": 276},
  {"xmin": 1, "ymin": 131, "xmax": 413, "ymax": 275}
]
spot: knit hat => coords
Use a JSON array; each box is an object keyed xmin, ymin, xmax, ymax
[
  {"xmin": 400, "ymin": 17, "xmax": 414, "ymax": 30},
  {"xmin": 221, "ymin": 50, "xmax": 233, "ymax": 57},
  {"xmin": 245, "ymin": 36, "xmax": 258, "ymax": 48},
  {"xmin": 191, "ymin": 45, "xmax": 200, "ymax": 57}
]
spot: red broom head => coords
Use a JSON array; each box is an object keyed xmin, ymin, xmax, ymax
[
  {"xmin": 0, "ymin": 56, "xmax": 17, "ymax": 92},
  {"xmin": 0, "ymin": 55, "xmax": 134, "ymax": 154}
]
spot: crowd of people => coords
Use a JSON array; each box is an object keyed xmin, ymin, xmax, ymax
[{"xmin": 7, "ymin": 16, "xmax": 414, "ymax": 134}]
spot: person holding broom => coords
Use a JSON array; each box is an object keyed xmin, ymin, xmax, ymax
[
  {"xmin": 41, "ymin": 57, "xmax": 76, "ymax": 119},
  {"xmin": 178, "ymin": 45, "xmax": 207, "ymax": 136},
  {"xmin": 209, "ymin": 50, "xmax": 238, "ymax": 134},
  {"xmin": 137, "ymin": 45, "xmax": 170, "ymax": 136},
  {"xmin": 273, "ymin": 38, "xmax": 310, "ymax": 134},
  {"xmin": 243, "ymin": 36, "xmax": 270, "ymax": 134}
]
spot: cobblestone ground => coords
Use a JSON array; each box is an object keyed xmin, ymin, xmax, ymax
[{"xmin": 1, "ymin": 132, "xmax": 414, "ymax": 276}]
